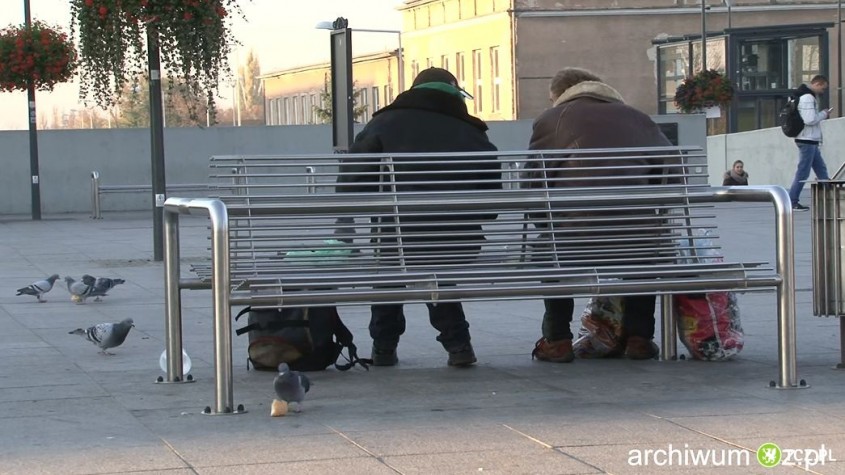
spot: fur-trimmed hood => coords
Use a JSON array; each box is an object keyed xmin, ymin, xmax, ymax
[{"xmin": 553, "ymin": 81, "xmax": 625, "ymax": 107}]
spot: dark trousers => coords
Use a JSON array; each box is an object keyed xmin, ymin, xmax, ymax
[
  {"xmin": 542, "ymin": 295, "xmax": 656, "ymax": 341},
  {"xmin": 369, "ymin": 302, "xmax": 471, "ymax": 352}
]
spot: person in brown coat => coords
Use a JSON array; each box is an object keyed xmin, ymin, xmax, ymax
[
  {"xmin": 524, "ymin": 67, "xmax": 673, "ymax": 363},
  {"xmin": 722, "ymin": 160, "xmax": 749, "ymax": 186}
]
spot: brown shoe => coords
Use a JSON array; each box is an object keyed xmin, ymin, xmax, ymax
[
  {"xmin": 624, "ymin": 336, "xmax": 659, "ymax": 360},
  {"xmin": 532, "ymin": 338, "xmax": 575, "ymax": 363}
]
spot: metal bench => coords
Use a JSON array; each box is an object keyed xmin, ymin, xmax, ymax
[
  {"xmin": 90, "ymin": 171, "xmax": 211, "ymax": 219},
  {"xmin": 161, "ymin": 147, "xmax": 800, "ymax": 415}
]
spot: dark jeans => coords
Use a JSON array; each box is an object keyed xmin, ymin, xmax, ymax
[
  {"xmin": 789, "ymin": 143, "xmax": 829, "ymax": 204},
  {"xmin": 542, "ymin": 295, "xmax": 656, "ymax": 341},
  {"xmin": 369, "ymin": 302, "xmax": 471, "ymax": 352}
]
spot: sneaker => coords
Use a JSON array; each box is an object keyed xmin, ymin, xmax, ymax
[
  {"xmin": 531, "ymin": 337, "xmax": 575, "ymax": 363},
  {"xmin": 371, "ymin": 346, "xmax": 398, "ymax": 366},
  {"xmin": 624, "ymin": 336, "xmax": 659, "ymax": 360},
  {"xmin": 447, "ymin": 343, "xmax": 477, "ymax": 367},
  {"xmin": 792, "ymin": 203, "xmax": 809, "ymax": 212}
]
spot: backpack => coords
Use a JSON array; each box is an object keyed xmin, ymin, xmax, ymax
[
  {"xmin": 235, "ymin": 306, "xmax": 369, "ymax": 372},
  {"xmin": 779, "ymin": 95, "xmax": 804, "ymax": 138}
]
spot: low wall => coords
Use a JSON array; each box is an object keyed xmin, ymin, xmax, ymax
[
  {"xmin": 707, "ymin": 118, "xmax": 845, "ymax": 193},
  {"xmin": 0, "ymin": 114, "xmax": 706, "ymax": 215}
]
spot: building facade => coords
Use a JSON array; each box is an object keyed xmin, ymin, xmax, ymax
[{"xmin": 263, "ymin": 0, "xmax": 843, "ymax": 130}]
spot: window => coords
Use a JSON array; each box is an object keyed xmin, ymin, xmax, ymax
[
  {"xmin": 384, "ymin": 84, "xmax": 393, "ymax": 105},
  {"xmin": 472, "ymin": 49, "xmax": 483, "ymax": 113},
  {"xmin": 299, "ymin": 95, "xmax": 307, "ymax": 124},
  {"xmin": 283, "ymin": 97, "xmax": 290, "ymax": 124},
  {"xmin": 292, "ymin": 97, "xmax": 299, "ymax": 125},
  {"xmin": 411, "ymin": 60, "xmax": 419, "ymax": 79},
  {"xmin": 310, "ymin": 94, "xmax": 317, "ymax": 124},
  {"xmin": 372, "ymin": 86, "xmax": 380, "ymax": 112},
  {"xmin": 455, "ymin": 52, "xmax": 466, "ymax": 88},
  {"xmin": 268, "ymin": 99, "xmax": 277, "ymax": 125},
  {"xmin": 359, "ymin": 88, "xmax": 369, "ymax": 122},
  {"xmin": 441, "ymin": 54, "xmax": 449, "ymax": 71},
  {"xmin": 489, "ymin": 46, "xmax": 500, "ymax": 112},
  {"xmin": 426, "ymin": 57, "xmax": 433, "ymax": 69}
]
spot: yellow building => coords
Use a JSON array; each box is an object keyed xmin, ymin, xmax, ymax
[{"xmin": 263, "ymin": 0, "xmax": 843, "ymax": 128}]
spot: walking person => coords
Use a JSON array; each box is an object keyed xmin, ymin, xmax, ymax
[
  {"xmin": 523, "ymin": 67, "xmax": 675, "ymax": 362},
  {"xmin": 722, "ymin": 160, "xmax": 749, "ymax": 186},
  {"xmin": 789, "ymin": 75, "xmax": 832, "ymax": 211},
  {"xmin": 336, "ymin": 67, "xmax": 501, "ymax": 367}
]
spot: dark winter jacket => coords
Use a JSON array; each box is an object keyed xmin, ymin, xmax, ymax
[
  {"xmin": 722, "ymin": 171, "xmax": 749, "ymax": 186},
  {"xmin": 337, "ymin": 87, "xmax": 502, "ymax": 263},
  {"xmin": 522, "ymin": 81, "xmax": 676, "ymax": 263}
]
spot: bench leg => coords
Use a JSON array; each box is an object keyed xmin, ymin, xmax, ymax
[
  {"xmin": 659, "ymin": 294, "xmax": 677, "ymax": 361},
  {"xmin": 160, "ymin": 211, "xmax": 192, "ymax": 384}
]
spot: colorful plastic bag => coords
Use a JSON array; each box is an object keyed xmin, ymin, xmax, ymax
[
  {"xmin": 675, "ymin": 230, "xmax": 745, "ymax": 360},
  {"xmin": 573, "ymin": 296, "xmax": 625, "ymax": 358}
]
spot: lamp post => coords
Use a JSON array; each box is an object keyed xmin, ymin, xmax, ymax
[
  {"xmin": 838, "ymin": 0, "xmax": 842, "ymax": 115},
  {"xmin": 701, "ymin": 2, "xmax": 708, "ymax": 71},
  {"xmin": 23, "ymin": 0, "xmax": 41, "ymax": 220},
  {"xmin": 315, "ymin": 21, "xmax": 404, "ymax": 93}
]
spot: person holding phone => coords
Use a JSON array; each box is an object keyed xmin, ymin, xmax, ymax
[{"xmin": 788, "ymin": 75, "xmax": 832, "ymax": 211}]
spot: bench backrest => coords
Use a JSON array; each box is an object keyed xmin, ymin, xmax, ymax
[{"xmin": 201, "ymin": 147, "xmax": 723, "ymax": 284}]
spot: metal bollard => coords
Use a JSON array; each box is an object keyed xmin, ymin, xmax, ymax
[{"xmin": 90, "ymin": 171, "xmax": 102, "ymax": 219}]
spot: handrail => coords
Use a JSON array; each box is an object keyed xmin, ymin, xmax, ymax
[{"xmin": 90, "ymin": 171, "xmax": 210, "ymax": 219}]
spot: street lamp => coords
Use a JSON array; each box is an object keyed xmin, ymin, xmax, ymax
[
  {"xmin": 701, "ymin": 3, "xmax": 708, "ymax": 71},
  {"xmin": 315, "ymin": 20, "xmax": 404, "ymax": 93},
  {"xmin": 23, "ymin": 0, "xmax": 41, "ymax": 220}
]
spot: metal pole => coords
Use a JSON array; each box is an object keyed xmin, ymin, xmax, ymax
[
  {"xmin": 90, "ymin": 171, "xmax": 101, "ymax": 219},
  {"xmin": 838, "ymin": 0, "xmax": 842, "ymax": 115},
  {"xmin": 701, "ymin": 1, "xmax": 707, "ymax": 71},
  {"xmin": 397, "ymin": 33, "xmax": 405, "ymax": 93},
  {"xmin": 24, "ymin": 0, "xmax": 41, "ymax": 220},
  {"xmin": 727, "ymin": 0, "xmax": 732, "ymax": 30},
  {"xmin": 660, "ymin": 294, "xmax": 678, "ymax": 361},
  {"xmin": 147, "ymin": 28, "xmax": 166, "ymax": 261},
  {"xmin": 163, "ymin": 209, "xmax": 184, "ymax": 383}
]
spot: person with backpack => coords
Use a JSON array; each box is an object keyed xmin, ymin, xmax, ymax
[
  {"xmin": 788, "ymin": 75, "xmax": 833, "ymax": 211},
  {"xmin": 336, "ymin": 67, "xmax": 502, "ymax": 368}
]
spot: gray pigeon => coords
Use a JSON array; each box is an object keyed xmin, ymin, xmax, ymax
[
  {"xmin": 65, "ymin": 275, "xmax": 96, "ymax": 303},
  {"xmin": 16, "ymin": 274, "xmax": 60, "ymax": 302},
  {"xmin": 89, "ymin": 277, "xmax": 126, "ymax": 302},
  {"xmin": 273, "ymin": 363, "xmax": 311, "ymax": 411},
  {"xmin": 69, "ymin": 318, "xmax": 134, "ymax": 355}
]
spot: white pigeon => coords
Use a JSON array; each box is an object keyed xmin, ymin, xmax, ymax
[
  {"xmin": 16, "ymin": 274, "xmax": 60, "ymax": 302},
  {"xmin": 273, "ymin": 363, "xmax": 311, "ymax": 412},
  {"xmin": 69, "ymin": 318, "xmax": 135, "ymax": 355},
  {"xmin": 65, "ymin": 275, "xmax": 96, "ymax": 304}
]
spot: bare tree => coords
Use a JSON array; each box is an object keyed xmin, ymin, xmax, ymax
[{"xmin": 313, "ymin": 74, "xmax": 369, "ymax": 123}]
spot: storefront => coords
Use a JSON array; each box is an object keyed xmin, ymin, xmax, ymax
[{"xmin": 655, "ymin": 23, "xmax": 833, "ymax": 133}]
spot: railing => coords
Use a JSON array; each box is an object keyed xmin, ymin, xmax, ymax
[{"xmin": 90, "ymin": 171, "xmax": 211, "ymax": 219}]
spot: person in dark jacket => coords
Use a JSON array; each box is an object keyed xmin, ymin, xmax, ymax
[
  {"xmin": 722, "ymin": 160, "xmax": 749, "ymax": 186},
  {"xmin": 336, "ymin": 67, "xmax": 501, "ymax": 367},
  {"xmin": 524, "ymin": 67, "xmax": 673, "ymax": 363}
]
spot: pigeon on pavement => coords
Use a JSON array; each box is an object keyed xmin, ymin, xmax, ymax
[
  {"xmin": 273, "ymin": 363, "xmax": 311, "ymax": 411},
  {"xmin": 65, "ymin": 275, "xmax": 96, "ymax": 303},
  {"xmin": 69, "ymin": 318, "xmax": 135, "ymax": 355},
  {"xmin": 16, "ymin": 274, "xmax": 60, "ymax": 302},
  {"xmin": 89, "ymin": 277, "xmax": 126, "ymax": 302}
]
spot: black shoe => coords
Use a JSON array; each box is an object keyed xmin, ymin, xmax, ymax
[
  {"xmin": 371, "ymin": 346, "xmax": 398, "ymax": 366},
  {"xmin": 447, "ymin": 343, "xmax": 477, "ymax": 367},
  {"xmin": 792, "ymin": 203, "xmax": 809, "ymax": 211}
]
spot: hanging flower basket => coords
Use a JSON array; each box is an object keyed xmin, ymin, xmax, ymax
[
  {"xmin": 0, "ymin": 21, "xmax": 77, "ymax": 93},
  {"xmin": 70, "ymin": 0, "xmax": 242, "ymax": 124},
  {"xmin": 674, "ymin": 69, "xmax": 734, "ymax": 114}
]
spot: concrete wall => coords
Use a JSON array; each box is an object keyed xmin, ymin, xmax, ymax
[
  {"xmin": 706, "ymin": 117, "xmax": 845, "ymax": 190},
  {"xmin": 0, "ymin": 113, "xmax": 703, "ymax": 216}
]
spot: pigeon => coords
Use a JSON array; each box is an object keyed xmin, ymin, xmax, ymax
[
  {"xmin": 89, "ymin": 277, "xmax": 126, "ymax": 302},
  {"xmin": 273, "ymin": 363, "xmax": 311, "ymax": 412},
  {"xmin": 16, "ymin": 274, "xmax": 60, "ymax": 302},
  {"xmin": 65, "ymin": 275, "xmax": 96, "ymax": 304},
  {"xmin": 69, "ymin": 318, "xmax": 134, "ymax": 355}
]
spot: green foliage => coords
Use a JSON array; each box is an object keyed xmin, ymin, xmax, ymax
[
  {"xmin": 0, "ymin": 21, "xmax": 76, "ymax": 92},
  {"xmin": 674, "ymin": 69, "xmax": 734, "ymax": 114},
  {"xmin": 69, "ymin": 0, "xmax": 242, "ymax": 124},
  {"xmin": 313, "ymin": 75, "xmax": 370, "ymax": 123}
]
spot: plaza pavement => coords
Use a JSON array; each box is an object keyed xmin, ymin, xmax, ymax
[{"xmin": 0, "ymin": 202, "xmax": 844, "ymax": 475}]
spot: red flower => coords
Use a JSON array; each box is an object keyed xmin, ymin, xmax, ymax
[{"xmin": 0, "ymin": 21, "xmax": 76, "ymax": 92}]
